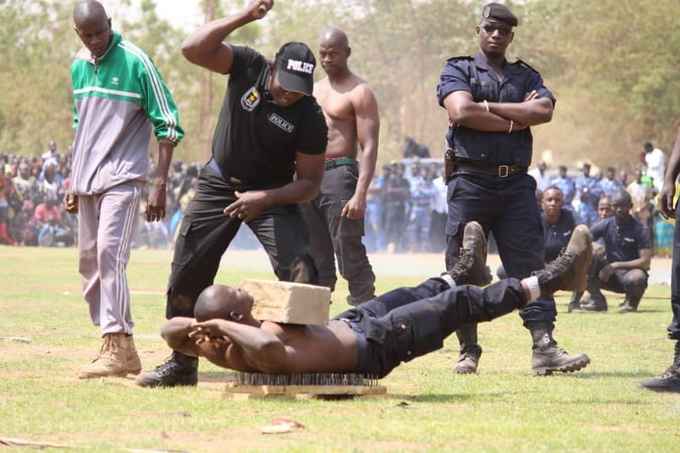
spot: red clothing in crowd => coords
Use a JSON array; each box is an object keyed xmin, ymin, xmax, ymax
[{"xmin": 33, "ymin": 203, "xmax": 61, "ymax": 223}]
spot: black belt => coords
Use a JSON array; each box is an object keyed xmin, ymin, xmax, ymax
[
  {"xmin": 454, "ymin": 161, "xmax": 527, "ymax": 178},
  {"xmin": 325, "ymin": 157, "xmax": 356, "ymax": 171}
]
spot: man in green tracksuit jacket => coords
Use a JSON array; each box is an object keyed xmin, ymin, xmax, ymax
[{"xmin": 66, "ymin": 0, "xmax": 184, "ymax": 379}]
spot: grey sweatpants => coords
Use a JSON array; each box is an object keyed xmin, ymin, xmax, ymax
[{"xmin": 78, "ymin": 182, "xmax": 141, "ymax": 335}]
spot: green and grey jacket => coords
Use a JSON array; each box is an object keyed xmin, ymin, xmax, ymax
[{"xmin": 71, "ymin": 32, "xmax": 184, "ymax": 195}]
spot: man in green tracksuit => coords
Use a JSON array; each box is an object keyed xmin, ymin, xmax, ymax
[{"xmin": 67, "ymin": 0, "xmax": 184, "ymax": 379}]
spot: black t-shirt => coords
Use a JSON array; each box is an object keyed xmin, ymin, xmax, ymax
[
  {"xmin": 542, "ymin": 208, "xmax": 575, "ymax": 263},
  {"xmin": 590, "ymin": 216, "xmax": 651, "ymax": 263},
  {"xmin": 211, "ymin": 46, "xmax": 328, "ymax": 189}
]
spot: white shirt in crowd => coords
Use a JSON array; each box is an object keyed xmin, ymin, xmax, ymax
[
  {"xmin": 432, "ymin": 176, "xmax": 448, "ymax": 214},
  {"xmin": 645, "ymin": 147, "xmax": 666, "ymax": 191}
]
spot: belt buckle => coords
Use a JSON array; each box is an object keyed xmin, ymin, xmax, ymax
[{"xmin": 497, "ymin": 165, "xmax": 510, "ymax": 178}]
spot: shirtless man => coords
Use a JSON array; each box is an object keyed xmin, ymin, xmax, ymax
[
  {"xmin": 300, "ymin": 28, "xmax": 380, "ymax": 306},
  {"xmin": 157, "ymin": 222, "xmax": 592, "ymax": 379}
]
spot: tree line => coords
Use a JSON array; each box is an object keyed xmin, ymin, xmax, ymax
[{"xmin": 1, "ymin": 0, "xmax": 677, "ymax": 167}]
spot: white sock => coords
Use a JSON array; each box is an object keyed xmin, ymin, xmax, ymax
[
  {"xmin": 524, "ymin": 276, "xmax": 540, "ymax": 302},
  {"xmin": 439, "ymin": 273, "xmax": 456, "ymax": 288}
]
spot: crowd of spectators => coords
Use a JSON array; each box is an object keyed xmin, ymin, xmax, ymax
[{"xmin": 0, "ymin": 140, "xmax": 673, "ymax": 255}]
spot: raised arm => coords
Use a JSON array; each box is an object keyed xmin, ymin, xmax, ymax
[
  {"xmin": 342, "ymin": 85, "xmax": 380, "ymax": 219},
  {"xmin": 181, "ymin": 0, "xmax": 273, "ymax": 74}
]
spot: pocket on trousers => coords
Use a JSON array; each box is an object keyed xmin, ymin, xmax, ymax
[{"xmin": 445, "ymin": 220, "xmax": 461, "ymax": 238}]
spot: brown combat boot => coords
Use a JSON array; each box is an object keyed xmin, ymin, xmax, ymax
[
  {"xmin": 79, "ymin": 333, "xmax": 142, "ymax": 379},
  {"xmin": 530, "ymin": 323, "xmax": 590, "ymax": 376}
]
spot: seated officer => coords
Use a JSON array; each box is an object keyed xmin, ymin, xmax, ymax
[
  {"xmin": 581, "ymin": 191, "xmax": 652, "ymax": 312},
  {"xmin": 155, "ymin": 222, "xmax": 592, "ymax": 380}
]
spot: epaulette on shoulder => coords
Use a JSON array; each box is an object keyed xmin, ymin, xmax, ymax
[
  {"xmin": 514, "ymin": 59, "xmax": 540, "ymax": 74},
  {"xmin": 446, "ymin": 55, "xmax": 474, "ymax": 62}
]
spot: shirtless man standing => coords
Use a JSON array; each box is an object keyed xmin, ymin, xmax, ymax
[
  {"xmin": 300, "ymin": 28, "xmax": 380, "ymax": 306},
  {"xmin": 158, "ymin": 222, "xmax": 592, "ymax": 379}
]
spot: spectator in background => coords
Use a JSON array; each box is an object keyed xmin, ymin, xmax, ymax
[
  {"xmin": 12, "ymin": 162, "xmax": 36, "ymax": 202},
  {"xmin": 430, "ymin": 167, "xmax": 448, "ymax": 252},
  {"xmin": 409, "ymin": 166, "xmax": 437, "ymax": 252},
  {"xmin": 599, "ymin": 166, "xmax": 623, "ymax": 199},
  {"xmin": 529, "ymin": 161, "xmax": 550, "ymax": 192},
  {"xmin": 581, "ymin": 191, "xmax": 651, "ymax": 312},
  {"xmin": 383, "ymin": 163, "xmax": 410, "ymax": 252},
  {"xmin": 0, "ymin": 171, "xmax": 16, "ymax": 245},
  {"xmin": 41, "ymin": 140, "xmax": 58, "ymax": 160},
  {"xmin": 618, "ymin": 169, "xmax": 630, "ymax": 188},
  {"xmin": 574, "ymin": 163, "xmax": 602, "ymax": 226},
  {"xmin": 551, "ymin": 165, "xmax": 576, "ymax": 206},
  {"xmin": 364, "ymin": 165, "xmax": 386, "ymax": 252},
  {"xmin": 597, "ymin": 196, "xmax": 613, "ymax": 221},
  {"xmin": 644, "ymin": 141, "xmax": 666, "ymax": 192}
]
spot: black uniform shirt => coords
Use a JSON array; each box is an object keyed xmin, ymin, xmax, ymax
[
  {"xmin": 211, "ymin": 46, "xmax": 328, "ymax": 189},
  {"xmin": 542, "ymin": 208, "xmax": 575, "ymax": 262},
  {"xmin": 590, "ymin": 216, "xmax": 651, "ymax": 263},
  {"xmin": 436, "ymin": 52, "xmax": 556, "ymax": 167}
]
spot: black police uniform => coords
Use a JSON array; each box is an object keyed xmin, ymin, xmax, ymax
[
  {"xmin": 587, "ymin": 215, "xmax": 650, "ymax": 308},
  {"xmin": 544, "ymin": 208, "xmax": 576, "ymax": 263},
  {"xmin": 300, "ymin": 158, "xmax": 376, "ymax": 305},
  {"xmin": 436, "ymin": 51, "xmax": 557, "ymax": 329},
  {"xmin": 166, "ymin": 46, "xmax": 328, "ymax": 319}
]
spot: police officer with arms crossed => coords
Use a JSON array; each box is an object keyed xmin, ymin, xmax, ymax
[
  {"xmin": 436, "ymin": 2, "xmax": 590, "ymax": 375},
  {"xmin": 137, "ymin": 0, "xmax": 328, "ymax": 388}
]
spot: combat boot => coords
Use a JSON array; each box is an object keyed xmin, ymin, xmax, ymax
[
  {"xmin": 447, "ymin": 221, "xmax": 489, "ymax": 286},
  {"xmin": 580, "ymin": 291, "xmax": 608, "ymax": 312},
  {"xmin": 641, "ymin": 341, "xmax": 680, "ymax": 392},
  {"xmin": 618, "ymin": 298, "xmax": 638, "ymax": 313},
  {"xmin": 567, "ymin": 291, "xmax": 584, "ymax": 313},
  {"xmin": 136, "ymin": 351, "xmax": 198, "ymax": 388},
  {"xmin": 454, "ymin": 324, "xmax": 482, "ymax": 374},
  {"xmin": 530, "ymin": 323, "xmax": 590, "ymax": 376},
  {"xmin": 79, "ymin": 333, "xmax": 142, "ymax": 379},
  {"xmin": 534, "ymin": 225, "xmax": 593, "ymax": 297}
]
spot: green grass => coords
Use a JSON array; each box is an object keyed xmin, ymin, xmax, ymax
[{"xmin": 0, "ymin": 245, "xmax": 678, "ymax": 452}]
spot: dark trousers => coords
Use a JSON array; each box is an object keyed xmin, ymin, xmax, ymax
[
  {"xmin": 587, "ymin": 252, "xmax": 649, "ymax": 308},
  {"xmin": 334, "ymin": 277, "xmax": 526, "ymax": 378},
  {"xmin": 166, "ymin": 165, "xmax": 316, "ymax": 319},
  {"xmin": 670, "ymin": 202, "xmax": 680, "ymax": 339},
  {"xmin": 300, "ymin": 163, "xmax": 375, "ymax": 304},
  {"xmin": 445, "ymin": 173, "xmax": 554, "ymax": 327}
]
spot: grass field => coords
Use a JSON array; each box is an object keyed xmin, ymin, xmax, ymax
[{"xmin": 0, "ymin": 245, "xmax": 679, "ymax": 452}]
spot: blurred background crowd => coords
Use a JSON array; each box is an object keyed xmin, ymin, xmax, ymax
[{"xmin": 0, "ymin": 138, "xmax": 673, "ymax": 256}]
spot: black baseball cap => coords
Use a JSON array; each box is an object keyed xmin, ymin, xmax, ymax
[
  {"xmin": 274, "ymin": 42, "xmax": 316, "ymax": 96},
  {"xmin": 482, "ymin": 2, "xmax": 519, "ymax": 27}
]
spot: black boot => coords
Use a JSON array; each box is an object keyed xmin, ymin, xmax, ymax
[
  {"xmin": 530, "ymin": 323, "xmax": 590, "ymax": 375},
  {"xmin": 454, "ymin": 324, "xmax": 482, "ymax": 374},
  {"xmin": 641, "ymin": 341, "xmax": 680, "ymax": 392},
  {"xmin": 534, "ymin": 225, "xmax": 593, "ymax": 297},
  {"xmin": 567, "ymin": 291, "xmax": 584, "ymax": 313},
  {"xmin": 446, "ymin": 221, "xmax": 490, "ymax": 286},
  {"xmin": 136, "ymin": 351, "xmax": 198, "ymax": 388}
]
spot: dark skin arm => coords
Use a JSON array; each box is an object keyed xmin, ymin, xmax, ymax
[
  {"xmin": 443, "ymin": 91, "xmax": 540, "ymax": 132},
  {"xmin": 659, "ymin": 124, "xmax": 680, "ymax": 219},
  {"xmin": 488, "ymin": 95, "xmax": 554, "ymax": 125},
  {"xmin": 224, "ymin": 152, "xmax": 325, "ymax": 222},
  {"xmin": 181, "ymin": 0, "xmax": 273, "ymax": 74},
  {"xmin": 192, "ymin": 319, "xmax": 288, "ymax": 373},
  {"xmin": 342, "ymin": 86, "xmax": 380, "ymax": 220},
  {"xmin": 599, "ymin": 249, "xmax": 652, "ymax": 280},
  {"xmin": 146, "ymin": 140, "xmax": 174, "ymax": 222},
  {"xmin": 161, "ymin": 317, "xmax": 199, "ymax": 356}
]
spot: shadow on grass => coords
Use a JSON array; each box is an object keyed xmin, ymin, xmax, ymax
[
  {"xmin": 576, "ymin": 371, "xmax": 653, "ymax": 379},
  {"xmin": 392, "ymin": 391, "xmax": 513, "ymax": 403}
]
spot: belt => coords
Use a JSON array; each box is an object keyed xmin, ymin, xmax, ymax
[
  {"xmin": 325, "ymin": 157, "xmax": 356, "ymax": 171},
  {"xmin": 207, "ymin": 158, "xmax": 246, "ymax": 187},
  {"xmin": 454, "ymin": 161, "xmax": 527, "ymax": 178}
]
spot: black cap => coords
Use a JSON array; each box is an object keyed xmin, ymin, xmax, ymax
[
  {"xmin": 274, "ymin": 42, "xmax": 316, "ymax": 96},
  {"xmin": 482, "ymin": 2, "xmax": 519, "ymax": 27}
]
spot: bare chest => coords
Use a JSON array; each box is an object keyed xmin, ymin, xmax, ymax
[{"xmin": 316, "ymin": 89, "xmax": 355, "ymax": 121}]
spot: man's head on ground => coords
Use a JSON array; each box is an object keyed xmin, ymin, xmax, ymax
[
  {"xmin": 194, "ymin": 285, "xmax": 256, "ymax": 325},
  {"xmin": 542, "ymin": 186, "xmax": 564, "ymax": 222},
  {"xmin": 643, "ymin": 142, "xmax": 654, "ymax": 154},
  {"xmin": 270, "ymin": 42, "xmax": 316, "ymax": 107},
  {"xmin": 477, "ymin": 3, "xmax": 517, "ymax": 59},
  {"xmin": 611, "ymin": 191, "xmax": 633, "ymax": 221},
  {"xmin": 598, "ymin": 196, "xmax": 613, "ymax": 220},
  {"xmin": 319, "ymin": 27, "xmax": 350, "ymax": 78},
  {"xmin": 73, "ymin": 1, "xmax": 112, "ymax": 59}
]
